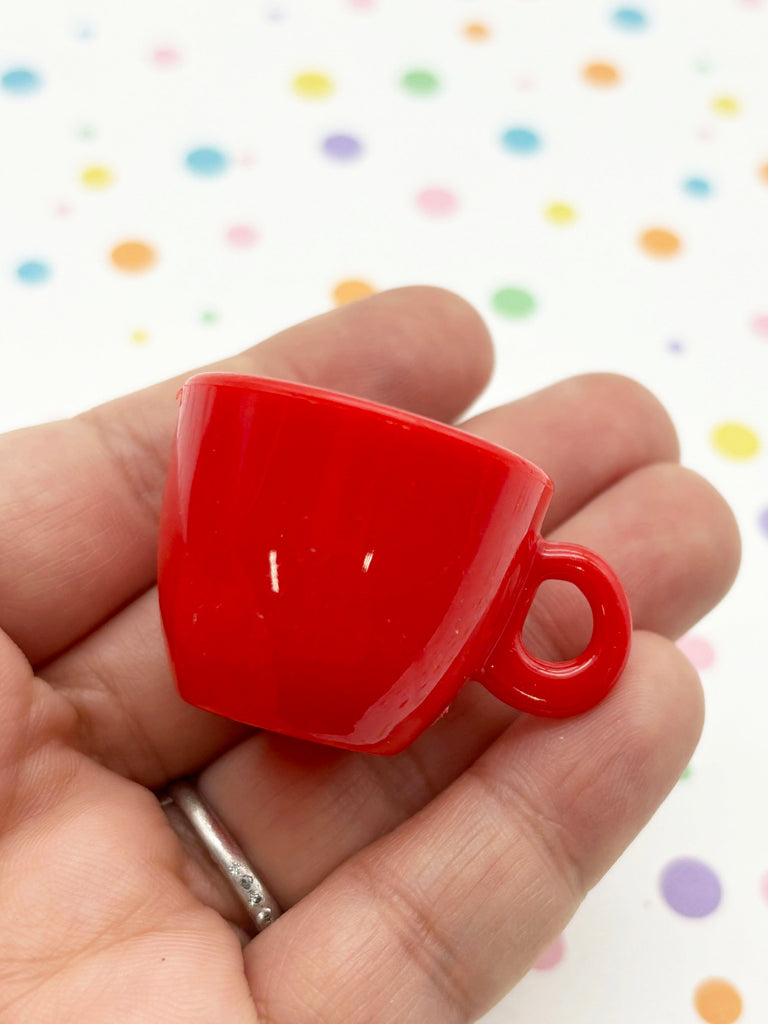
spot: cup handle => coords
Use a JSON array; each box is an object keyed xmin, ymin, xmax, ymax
[{"xmin": 479, "ymin": 540, "xmax": 632, "ymax": 717}]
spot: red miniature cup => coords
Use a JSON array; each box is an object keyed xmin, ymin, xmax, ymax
[{"xmin": 158, "ymin": 373, "xmax": 632, "ymax": 754}]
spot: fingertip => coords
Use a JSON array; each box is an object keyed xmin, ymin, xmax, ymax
[
  {"xmin": 669, "ymin": 468, "xmax": 742, "ymax": 611},
  {"xmin": 566, "ymin": 372, "xmax": 681, "ymax": 465},
  {"xmin": 370, "ymin": 285, "xmax": 496, "ymax": 420},
  {"xmin": 620, "ymin": 630, "xmax": 706, "ymax": 767},
  {"xmin": 248, "ymin": 285, "xmax": 495, "ymax": 425}
]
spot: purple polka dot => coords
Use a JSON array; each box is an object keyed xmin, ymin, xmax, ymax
[
  {"xmin": 322, "ymin": 133, "xmax": 363, "ymax": 160},
  {"xmin": 660, "ymin": 857, "xmax": 722, "ymax": 917},
  {"xmin": 758, "ymin": 506, "xmax": 768, "ymax": 539}
]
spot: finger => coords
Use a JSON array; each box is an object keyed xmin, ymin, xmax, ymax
[
  {"xmin": 524, "ymin": 462, "xmax": 741, "ymax": 659},
  {"xmin": 460, "ymin": 372, "xmax": 680, "ymax": 530},
  {"xmin": 189, "ymin": 462, "xmax": 737, "ymax": 920},
  {"xmin": 0, "ymin": 286, "xmax": 493, "ymax": 665},
  {"xmin": 44, "ymin": 374, "xmax": 684, "ymax": 785},
  {"xmin": 245, "ymin": 633, "xmax": 703, "ymax": 1024}
]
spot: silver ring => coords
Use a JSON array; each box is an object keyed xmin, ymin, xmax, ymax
[{"xmin": 163, "ymin": 780, "xmax": 281, "ymax": 933}]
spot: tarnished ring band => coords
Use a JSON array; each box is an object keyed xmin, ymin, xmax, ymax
[{"xmin": 163, "ymin": 780, "xmax": 281, "ymax": 933}]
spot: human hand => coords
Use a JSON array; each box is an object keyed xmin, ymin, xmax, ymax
[{"xmin": 0, "ymin": 287, "xmax": 739, "ymax": 1023}]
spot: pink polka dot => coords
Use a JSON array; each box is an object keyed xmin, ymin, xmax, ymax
[
  {"xmin": 676, "ymin": 634, "xmax": 715, "ymax": 670},
  {"xmin": 226, "ymin": 224, "xmax": 260, "ymax": 248},
  {"xmin": 751, "ymin": 314, "xmax": 768, "ymax": 338},
  {"xmin": 534, "ymin": 935, "xmax": 565, "ymax": 970},
  {"xmin": 350, "ymin": 0, "xmax": 374, "ymax": 7},
  {"xmin": 152, "ymin": 46, "xmax": 181, "ymax": 67},
  {"xmin": 416, "ymin": 187, "xmax": 458, "ymax": 217},
  {"xmin": 761, "ymin": 871, "xmax": 768, "ymax": 903}
]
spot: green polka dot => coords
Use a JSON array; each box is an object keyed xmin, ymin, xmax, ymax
[
  {"xmin": 680, "ymin": 764, "xmax": 692, "ymax": 781},
  {"xmin": 401, "ymin": 69, "xmax": 440, "ymax": 96},
  {"xmin": 201, "ymin": 310, "xmax": 219, "ymax": 325},
  {"xmin": 492, "ymin": 287, "xmax": 536, "ymax": 319}
]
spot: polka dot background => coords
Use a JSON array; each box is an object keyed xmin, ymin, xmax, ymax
[{"xmin": 1, "ymin": 1, "xmax": 767, "ymax": 1020}]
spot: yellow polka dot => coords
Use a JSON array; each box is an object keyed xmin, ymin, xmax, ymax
[
  {"xmin": 81, "ymin": 165, "xmax": 114, "ymax": 189},
  {"xmin": 463, "ymin": 22, "xmax": 491, "ymax": 41},
  {"xmin": 694, "ymin": 978, "xmax": 743, "ymax": 1024},
  {"xmin": 711, "ymin": 95, "xmax": 740, "ymax": 117},
  {"xmin": 545, "ymin": 202, "xmax": 577, "ymax": 226},
  {"xmin": 332, "ymin": 279, "xmax": 376, "ymax": 306},
  {"xmin": 711, "ymin": 422, "xmax": 760, "ymax": 460},
  {"xmin": 293, "ymin": 71, "xmax": 334, "ymax": 99},
  {"xmin": 130, "ymin": 329, "xmax": 149, "ymax": 345},
  {"xmin": 110, "ymin": 240, "xmax": 157, "ymax": 273},
  {"xmin": 583, "ymin": 62, "xmax": 621, "ymax": 87}
]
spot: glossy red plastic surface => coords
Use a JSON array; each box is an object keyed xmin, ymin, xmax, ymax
[{"xmin": 158, "ymin": 374, "xmax": 632, "ymax": 754}]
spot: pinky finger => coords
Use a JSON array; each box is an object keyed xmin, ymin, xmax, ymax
[{"xmin": 245, "ymin": 631, "xmax": 703, "ymax": 1024}]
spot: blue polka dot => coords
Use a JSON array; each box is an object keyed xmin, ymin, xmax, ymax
[
  {"xmin": 612, "ymin": 7, "xmax": 649, "ymax": 30},
  {"xmin": 1, "ymin": 67, "xmax": 42, "ymax": 95},
  {"xmin": 501, "ymin": 127, "xmax": 542, "ymax": 155},
  {"xmin": 16, "ymin": 260, "xmax": 51, "ymax": 284},
  {"xmin": 683, "ymin": 176, "xmax": 712, "ymax": 198},
  {"xmin": 185, "ymin": 147, "xmax": 228, "ymax": 176}
]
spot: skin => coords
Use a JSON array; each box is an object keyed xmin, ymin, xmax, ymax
[{"xmin": 0, "ymin": 287, "xmax": 740, "ymax": 1023}]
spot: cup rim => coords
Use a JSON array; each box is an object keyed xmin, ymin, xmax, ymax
[{"xmin": 183, "ymin": 372, "xmax": 552, "ymax": 487}]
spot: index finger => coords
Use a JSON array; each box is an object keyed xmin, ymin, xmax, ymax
[{"xmin": 0, "ymin": 287, "xmax": 493, "ymax": 665}]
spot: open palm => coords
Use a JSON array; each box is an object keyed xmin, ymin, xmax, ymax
[{"xmin": 0, "ymin": 288, "xmax": 739, "ymax": 1024}]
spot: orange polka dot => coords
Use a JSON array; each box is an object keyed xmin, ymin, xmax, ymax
[
  {"xmin": 110, "ymin": 240, "xmax": 157, "ymax": 273},
  {"xmin": 759, "ymin": 162, "xmax": 768, "ymax": 185},
  {"xmin": 639, "ymin": 227, "xmax": 681, "ymax": 258},
  {"xmin": 332, "ymin": 279, "xmax": 376, "ymax": 306},
  {"xmin": 583, "ymin": 62, "xmax": 621, "ymax": 87},
  {"xmin": 694, "ymin": 978, "xmax": 742, "ymax": 1024},
  {"xmin": 463, "ymin": 22, "xmax": 490, "ymax": 41}
]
